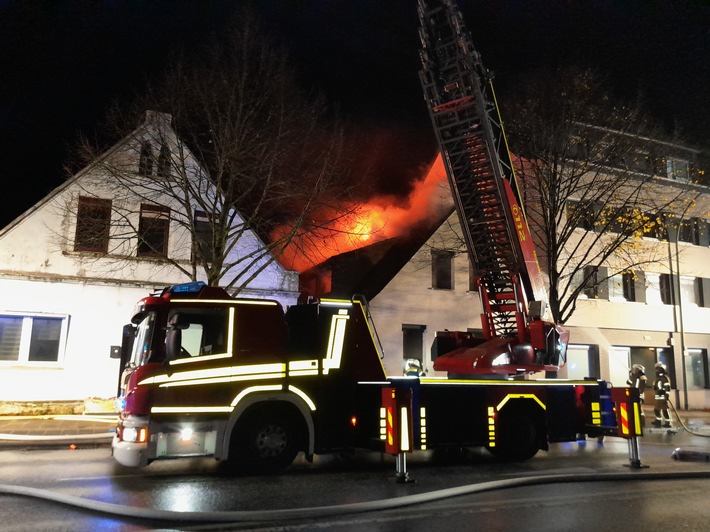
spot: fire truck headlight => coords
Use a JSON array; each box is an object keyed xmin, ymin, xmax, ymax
[{"xmin": 122, "ymin": 426, "xmax": 147, "ymax": 443}]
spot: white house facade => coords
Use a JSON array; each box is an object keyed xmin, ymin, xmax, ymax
[{"xmin": 0, "ymin": 112, "xmax": 299, "ymax": 406}]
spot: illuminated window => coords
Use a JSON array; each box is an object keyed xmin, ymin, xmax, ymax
[
  {"xmin": 432, "ymin": 250, "xmax": 453, "ymax": 290},
  {"xmin": 137, "ymin": 204, "xmax": 170, "ymax": 257},
  {"xmin": 0, "ymin": 315, "xmax": 67, "ymax": 364},
  {"xmin": 74, "ymin": 196, "xmax": 111, "ymax": 252}
]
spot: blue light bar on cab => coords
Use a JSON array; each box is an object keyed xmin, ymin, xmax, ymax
[{"xmin": 170, "ymin": 281, "xmax": 207, "ymax": 294}]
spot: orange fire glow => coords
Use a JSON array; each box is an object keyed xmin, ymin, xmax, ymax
[{"xmin": 276, "ymin": 154, "xmax": 450, "ymax": 272}]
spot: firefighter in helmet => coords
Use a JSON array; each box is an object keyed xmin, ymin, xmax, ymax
[
  {"xmin": 627, "ymin": 364, "xmax": 647, "ymax": 427},
  {"xmin": 652, "ymin": 362, "xmax": 672, "ymax": 428},
  {"xmin": 404, "ymin": 358, "xmax": 424, "ymax": 377}
]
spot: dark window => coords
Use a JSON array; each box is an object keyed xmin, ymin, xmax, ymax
[
  {"xmin": 138, "ymin": 204, "xmax": 170, "ymax": 257},
  {"xmin": 194, "ymin": 210, "xmax": 218, "ymax": 263},
  {"xmin": 138, "ymin": 142, "xmax": 153, "ymax": 176},
  {"xmin": 432, "ymin": 250, "xmax": 453, "ymax": 289},
  {"xmin": 0, "ymin": 315, "xmax": 64, "ymax": 363},
  {"xmin": 659, "ymin": 273, "xmax": 674, "ymax": 305},
  {"xmin": 653, "ymin": 213, "xmax": 670, "ymax": 241},
  {"xmin": 156, "ymin": 145, "xmax": 171, "ymax": 178},
  {"xmin": 622, "ymin": 271, "xmax": 635, "ymax": 301},
  {"xmin": 28, "ymin": 318, "xmax": 63, "ymax": 362},
  {"xmin": 568, "ymin": 201, "xmax": 600, "ymax": 232},
  {"xmin": 678, "ymin": 218, "xmax": 700, "ymax": 244},
  {"xmin": 402, "ymin": 324, "xmax": 426, "ymax": 363},
  {"xmin": 583, "ymin": 266, "xmax": 608, "ymax": 299},
  {"xmin": 74, "ymin": 196, "xmax": 111, "ymax": 252}
]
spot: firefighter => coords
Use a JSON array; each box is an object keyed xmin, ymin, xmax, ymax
[
  {"xmin": 404, "ymin": 358, "xmax": 424, "ymax": 377},
  {"xmin": 652, "ymin": 362, "xmax": 672, "ymax": 428},
  {"xmin": 627, "ymin": 364, "xmax": 647, "ymax": 426}
]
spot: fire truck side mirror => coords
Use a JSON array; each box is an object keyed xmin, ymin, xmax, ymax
[{"xmin": 119, "ymin": 324, "xmax": 136, "ymax": 365}]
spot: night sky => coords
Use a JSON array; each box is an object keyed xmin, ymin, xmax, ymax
[{"xmin": 1, "ymin": 0, "xmax": 708, "ymax": 228}]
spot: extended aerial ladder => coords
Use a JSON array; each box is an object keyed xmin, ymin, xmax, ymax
[{"xmin": 417, "ymin": 0, "xmax": 568, "ymax": 375}]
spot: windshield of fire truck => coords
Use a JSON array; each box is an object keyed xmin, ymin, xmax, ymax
[{"xmin": 130, "ymin": 312, "xmax": 156, "ymax": 367}]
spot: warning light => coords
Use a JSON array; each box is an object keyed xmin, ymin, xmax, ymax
[{"xmin": 350, "ymin": 416, "xmax": 357, "ymax": 427}]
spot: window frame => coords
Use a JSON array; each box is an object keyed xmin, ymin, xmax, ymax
[
  {"xmin": 74, "ymin": 196, "xmax": 112, "ymax": 253},
  {"xmin": 137, "ymin": 204, "xmax": 170, "ymax": 257},
  {"xmin": 0, "ymin": 313, "xmax": 69, "ymax": 366},
  {"xmin": 431, "ymin": 249, "xmax": 454, "ymax": 290}
]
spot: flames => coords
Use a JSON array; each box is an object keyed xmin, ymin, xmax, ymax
[{"xmin": 276, "ymin": 154, "xmax": 450, "ymax": 272}]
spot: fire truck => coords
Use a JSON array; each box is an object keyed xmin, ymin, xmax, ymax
[
  {"xmin": 112, "ymin": 282, "xmax": 617, "ymax": 471},
  {"xmin": 111, "ymin": 0, "xmax": 637, "ymax": 473}
]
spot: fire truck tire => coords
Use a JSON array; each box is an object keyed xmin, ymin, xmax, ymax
[
  {"xmin": 228, "ymin": 405, "xmax": 304, "ymax": 473},
  {"xmin": 486, "ymin": 406, "xmax": 541, "ymax": 461}
]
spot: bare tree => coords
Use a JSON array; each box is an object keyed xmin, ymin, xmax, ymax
[
  {"xmin": 499, "ymin": 67, "xmax": 705, "ymax": 324},
  {"xmin": 64, "ymin": 10, "xmax": 360, "ymax": 290}
]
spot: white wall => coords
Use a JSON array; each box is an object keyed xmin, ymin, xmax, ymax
[{"xmin": 0, "ymin": 278, "xmax": 156, "ymax": 401}]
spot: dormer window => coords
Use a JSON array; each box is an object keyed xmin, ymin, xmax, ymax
[{"xmin": 138, "ymin": 142, "xmax": 154, "ymax": 176}]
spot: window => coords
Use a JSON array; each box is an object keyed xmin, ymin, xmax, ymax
[
  {"xmin": 156, "ymin": 145, "xmax": 171, "ymax": 178},
  {"xmin": 168, "ymin": 307, "xmax": 229, "ymax": 360},
  {"xmin": 685, "ymin": 349, "xmax": 709, "ymax": 390},
  {"xmin": 74, "ymin": 196, "xmax": 111, "ymax": 252},
  {"xmin": 622, "ymin": 272, "xmax": 635, "ymax": 301},
  {"xmin": 402, "ymin": 324, "xmax": 426, "ymax": 364},
  {"xmin": 679, "ymin": 276, "xmax": 698, "ymax": 305},
  {"xmin": 0, "ymin": 315, "xmax": 67, "ymax": 364},
  {"xmin": 678, "ymin": 218, "xmax": 701, "ymax": 245},
  {"xmin": 608, "ymin": 273, "xmax": 625, "ymax": 301},
  {"xmin": 193, "ymin": 210, "xmax": 218, "ymax": 263},
  {"xmin": 431, "ymin": 250, "xmax": 454, "ymax": 289},
  {"xmin": 659, "ymin": 273, "xmax": 674, "ymax": 305},
  {"xmin": 138, "ymin": 142, "xmax": 154, "ymax": 176},
  {"xmin": 665, "ymin": 157, "xmax": 689, "ymax": 183},
  {"xmin": 137, "ymin": 204, "xmax": 170, "ymax": 257},
  {"xmin": 568, "ymin": 201, "xmax": 599, "ymax": 232},
  {"xmin": 583, "ymin": 266, "xmax": 608, "ymax": 299}
]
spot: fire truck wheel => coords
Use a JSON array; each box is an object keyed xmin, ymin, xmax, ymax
[
  {"xmin": 229, "ymin": 406, "xmax": 303, "ymax": 473},
  {"xmin": 486, "ymin": 406, "xmax": 541, "ymax": 461}
]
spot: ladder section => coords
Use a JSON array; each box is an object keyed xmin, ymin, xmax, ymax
[{"xmin": 417, "ymin": 0, "xmax": 525, "ymax": 338}]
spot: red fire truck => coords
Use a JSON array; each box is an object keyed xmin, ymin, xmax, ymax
[
  {"xmin": 112, "ymin": 0, "xmax": 637, "ymax": 473},
  {"xmin": 112, "ymin": 282, "xmax": 617, "ymax": 472}
]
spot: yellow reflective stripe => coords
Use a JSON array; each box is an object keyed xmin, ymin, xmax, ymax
[
  {"xmin": 496, "ymin": 393, "xmax": 546, "ymax": 411},
  {"xmin": 400, "ymin": 406, "xmax": 410, "ymax": 451},
  {"xmin": 139, "ymin": 362, "xmax": 286, "ymax": 386},
  {"xmin": 175, "ymin": 299, "xmax": 278, "ymax": 306},
  {"xmin": 633, "ymin": 403, "xmax": 642, "ymax": 434},
  {"xmin": 151, "ymin": 406, "xmax": 233, "ymax": 414},
  {"xmin": 322, "ymin": 310, "xmax": 349, "ymax": 374},
  {"xmin": 288, "ymin": 360, "xmax": 319, "ymax": 377},
  {"xmin": 158, "ymin": 372, "xmax": 285, "ymax": 388},
  {"xmin": 288, "ymin": 385, "xmax": 317, "ymax": 411},
  {"xmin": 230, "ymin": 385, "xmax": 282, "ymax": 409},
  {"xmin": 168, "ymin": 352, "xmax": 231, "ymax": 366}
]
